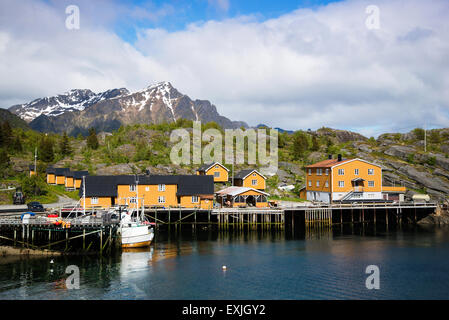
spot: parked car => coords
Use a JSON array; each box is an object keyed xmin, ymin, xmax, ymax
[{"xmin": 27, "ymin": 201, "xmax": 45, "ymax": 212}]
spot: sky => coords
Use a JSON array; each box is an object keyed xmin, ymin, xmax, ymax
[{"xmin": 0, "ymin": 0, "xmax": 448, "ymax": 137}]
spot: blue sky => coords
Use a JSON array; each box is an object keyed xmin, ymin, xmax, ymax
[
  {"xmin": 1, "ymin": 0, "xmax": 448, "ymax": 136},
  {"xmin": 114, "ymin": 0, "xmax": 343, "ymax": 43}
]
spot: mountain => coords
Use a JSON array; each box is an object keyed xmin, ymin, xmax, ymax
[
  {"xmin": 8, "ymin": 82, "xmax": 247, "ymax": 135},
  {"xmin": 0, "ymin": 108, "xmax": 30, "ymax": 130}
]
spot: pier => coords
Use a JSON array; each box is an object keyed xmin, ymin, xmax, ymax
[
  {"xmin": 0, "ymin": 214, "xmax": 120, "ymax": 254},
  {"xmin": 0, "ymin": 201, "xmax": 439, "ymax": 254}
]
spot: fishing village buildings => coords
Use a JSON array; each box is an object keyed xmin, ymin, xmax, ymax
[
  {"xmin": 303, "ymin": 154, "xmax": 406, "ymax": 203},
  {"xmin": 39, "ymin": 155, "xmax": 407, "ymax": 210}
]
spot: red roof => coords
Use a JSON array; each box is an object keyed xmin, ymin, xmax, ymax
[{"xmin": 306, "ymin": 158, "xmax": 353, "ymax": 168}]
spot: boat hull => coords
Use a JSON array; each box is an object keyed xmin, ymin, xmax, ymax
[{"xmin": 121, "ymin": 225, "xmax": 154, "ymax": 248}]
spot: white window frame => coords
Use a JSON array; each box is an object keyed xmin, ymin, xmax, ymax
[
  {"xmin": 338, "ymin": 169, "xmax": 345, "ymax": 175},
  {"xmin": 130, "ymin": 184, "xmax": 136, "ymax": 192},
  {"xmin": 325, "ymin": 181, "xmax": 329, "ymax": 188},
  {"xmin": 252, "ymin": 173, "xmax": 256, "ymax": 177},
  {"xmin": 338, "ymin": 181, "xmax": 345, "ymax": 188},
  {"xmin": 308, "ymin": 180, "xmax": 312, "ymax": 187},
  {"xmin": 145, "ymin": 186, "xmax": 149, "ymax": 192},
  {"xmin": 368, "ymin": 181, "xmax": 375, "ymax": 187},
  {"xmin": 316, "ymin": 181, "xmax": 320, "ymax": 187},
  {"xmin": 214, "ymin": 171, "xmax": 220, "ymax": 178},
  {"xmin": 252, "ymin": 179, "xmax": 257, "ymax": 186},
  {"xmin": 354, "ymin": 169, "xmax": 359, "ymax": 175},
  {"xmin": 368, "ymin": 169, "xmax": 374, "ymax": 175},
  {"xmin": 130, "ymin": 197, "xmax": 137, "ymax": 204},
  {"xmin": 325, "ymin": 169, "xmax": 329, "ymax": 176},
  {"xmin": 191, "ymin": 196, "xmax": 199, "ymax": 203},
  {"xmin": 91, "ymin": 197, "xmax": 98, "ymax": 205},
  {"xmin": 158, "ymin": 196, "xmax": 165, "ymax": 203},
  {"xmin": 308, "ymin": 169, "xmax": 312, "ymax": 175},
  {"xmin": 158, "ymin": 184, "xmax": 165, "ymax": 192}
]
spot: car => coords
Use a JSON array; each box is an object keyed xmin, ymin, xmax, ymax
[{"xmin": 27, "ymin": 201, "xmax": 45, "ymax": 212}]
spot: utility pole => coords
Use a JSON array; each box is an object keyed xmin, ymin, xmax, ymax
[{"xmin": 34, "ymin": 147, "xmax": 37, "ymax": 176}]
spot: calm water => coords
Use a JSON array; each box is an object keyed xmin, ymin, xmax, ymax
[{"xmin": 1, "ymin": 225, "xmax": 449, "ymax": 300}]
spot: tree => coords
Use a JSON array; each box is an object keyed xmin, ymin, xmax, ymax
[
  {"xmin": 412, "ymin": 128, "xmax": 425, "ymax": 140},
  {"xmin": 292, "ymin": 131, "xmax": 309, "ymax": 160},
  {"xmin": 311, "ymin": 135, "xmax": 319, "ymax": 152},
  {"xmin": 21, "ymin": 175, "xmax": 47, "ymax": 197},
  {"xmin": 0, "ymin": 148, "xmax": 10, "ymax": 176},
  {"xmin": 39, "ymin": 135, "xmax": 54, "ymax": 162},
  {"xmin": 12, "ymin": 136, "xmax": 22, "ymax": 153},
  {"xmin": 59, "ymin": 132, "xmax": 72, "ymax": 156},
  {"xmin": 87, "ymin": 128, "xmax": 99, "ymax": 150},
  {"xmin": 1, "ymin": 121, "xmax": 12, "ymax": 146},
  {"xmin": 429, "ymin": 130, "xmax": 441, "ymax": 144}
]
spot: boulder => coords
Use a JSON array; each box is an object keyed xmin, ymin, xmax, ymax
[{"xmin": 96, "ymin": 163, "xmax": 138, "ymax": 175}]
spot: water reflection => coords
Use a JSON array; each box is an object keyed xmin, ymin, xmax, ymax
[{"xmin": 1, "ymin": 226, "xmax": 449, "ymax": 299}]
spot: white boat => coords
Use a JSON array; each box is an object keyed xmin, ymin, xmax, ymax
[{"xmin": 119, "ymin": 208, "xmax": 155, "ymax": 248}]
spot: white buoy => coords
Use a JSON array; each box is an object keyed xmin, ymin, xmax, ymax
[
  {"xmin": 222, "ymin": 265, "xmax": 227, "ymax": 270},
  {"xmin": 50, "ymin": 259, "xmax": 54, "ymax": 264}
]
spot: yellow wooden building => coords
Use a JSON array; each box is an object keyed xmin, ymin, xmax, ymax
[
  {"xmin": 197, "ymin": 162, "xmax": 230, "ymax": 183},
  {"xmin": 46, "ymin": 167, "xmax": 56, "ymax": 184},
  {"xmin": 234, "ymin": 169, "xmax": 267, "ymax": 190},
  {"xmin": 80, "ymin": 174, "xmax": 215, "ymax": 210},
  {"xmin": 65, "ymin": 171, "xmax": 89, "ymax": 190},
  {"xmin": 215, "ymin": 186, "xmax": 270, "ymax": 208},
  {"xmin": 29, "ymin": 165, "xmax": 36, "ymax": 177},
  {"xmin": 305, "ymin": 155, "xmax": 406, "ymax": 202}
]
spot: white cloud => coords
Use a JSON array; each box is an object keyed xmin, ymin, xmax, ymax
[{"xmin": 0, "ymin": 0, "xmax": 448, "ymax": 137}]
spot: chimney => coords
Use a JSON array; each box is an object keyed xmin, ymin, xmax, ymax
[
  {"xmin": 328, "ymin": 154, "xmax": 332, "ymax": 159},
  {"xmin": 337, "ymin": 154, "xmax": 342, "ymax": 162}
]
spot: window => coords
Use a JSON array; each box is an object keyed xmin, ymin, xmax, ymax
[
  {"xmin": 91, "ymin": 197, "xmax": 98, "ymax": 204},
  {"xmin": 368, "ymin": 181, "xmax": 375, "ymax": 187},
  {"xmin": 338, "ymin": 181, "xmax": 345, "ymax": 187},
  {"xmin": 325, "ymin": 169, "xmax": 329, "ymax": 176},
  {"xmin": 338, "ymin": 169, "xmax": 345, "ymax": 175},
  {"xmin": 316, "ymin": 181, "xmax": 320, "ymax": 187},
  {"xmin": 215, "ymin": 165, "xmax": 219, "ymax": 169},
  {"xmin": 158, "ymin": 196, "xmax": 165, "ymax": 203},
  {"xmin": 130, "ymin": 197, "xmax": 137, "ymax": 204},
  {"xmin": 252, "ymin": 179, "xmax": 257, "ymax": 186},
  {"xmin": 308, "ymin": 169, "xmax": 312, "ymax": 175},
  {"xmin": 158, "ymin": 184, "xmax": 165, "ymax": 191},
  {"xmin": 145, "ymin": 186, "xmax": 149, "ymax": 191},
  {"xmin": 191, "ymin": 196, "xmax": 199, "ymax": 203},
  {"xmin": 317, "ymin": 169, "xmax": 322, "ymax": 176},
  {"xmin": 214, "ymin": 171, "xmax": 220, "ymax": 177},
  {"xmin": 325, "ymin": 181, "xmax": 329, "ymax": 188},
  {"xmin": 252, "ymin": 173, "xmax": 256, "ymax": 176},
  {"xmin": 354, "ymin": 169, "xmax": 359, "ymax": 175},
  {"xmin": 308, "ymin": 180, "xmax": 312, "ymax": 187},
  {"xmin": 368, "ymin": 169, "xmax": 374, "ymax": 175},
  {"xmin": 130, "ymin": 185, "xmax": 136, "ymax": 192}
]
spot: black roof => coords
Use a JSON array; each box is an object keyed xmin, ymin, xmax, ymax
[
  {"xmin": 79, "ymin": 174, "xmax": 215, "ymax": 198},
  {"xmin": 66, "ymin": 171, "xmax": 89, "ymax": 179},
  {"xmin": 55, "ymin": 168, "xmax": 70, "ymax": 176},
  {"xmin": 29, "ymin": 165, "xmax": 36, "ymax": 170},
  {"xmin": 234, "ymin": 169, "xmax": 256, "ymax": 179},
  {"xmin": 79, "ymin": 176, "xmax": 120, "ymax": 197},
  {"xmin": 197, "ymin": 162, "xmax": 229, "ymax": 172},
  {"xmin": 176, "ymin": 175, "xmax": 214, "ymax": 196},
  {"xmin": 46, "ymin": 167, "xmax": 55, "ymax": 174},
  {"xmin": 198, "ymin": 163, "xmax": 213, "ymax": 172}
]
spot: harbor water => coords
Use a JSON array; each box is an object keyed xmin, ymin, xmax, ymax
[{"xmin": 1, "ymin": 225, "xmax": 449, "ymax": 300}]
